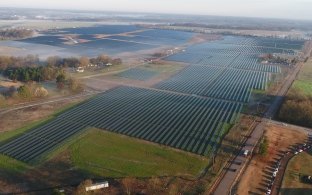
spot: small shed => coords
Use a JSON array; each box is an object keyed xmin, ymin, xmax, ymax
[
  {"xmin": 85, "ymin": 181, "xmax": 109, "ymax": 192},
  {"xmin": 76, "ymin": 67, "xmax": 84, "ymax": 73}
]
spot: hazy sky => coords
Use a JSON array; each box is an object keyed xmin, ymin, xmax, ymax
[{"xmin": 1, "ymin": 0, "xmax": 312, "ymax": 20}]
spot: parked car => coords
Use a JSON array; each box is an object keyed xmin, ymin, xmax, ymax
[
  {"xmin": 302, "ymin": 175, "xmax": 312, "ymax": 184},
  {"xmin": 243, "ymin": 149, "xmax": 249, "ymax": 157}
]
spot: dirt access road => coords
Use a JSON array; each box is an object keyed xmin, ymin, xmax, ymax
[{"xmin": 0, "ymin": 90, "xmax": 99, "ymax": 115}]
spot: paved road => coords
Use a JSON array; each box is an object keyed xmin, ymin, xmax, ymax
[
  {"xmin": 268, "ymin": 120, "xmax": 312, "ymax": 134},
  {"xmin": 212, "ymin": 62, "xmax": 303, "ymax": 195},
  {"xmin": 213, "ymin": 120, "xmax": 264, "ymax": 195}
]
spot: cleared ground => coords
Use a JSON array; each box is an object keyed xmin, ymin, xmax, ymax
[
  {"xmin": 81, "ymin": 63, "xmax": 186, "ymax": 90},
  {"xmin": 298, "ymin": 59, "xmax": 312, "ymax": 82},
  {"xmin": 280, "ymin": 150, "xmax": 312, "ymax": 195},
  {"xmin": 0, "ymin": 98, "xmax": 85, "ymax": 133},
  {"xmin": 237, "ymin": 124, "xmax": 307, "ymax": 195},
  {"xmin": 70, "ymin": 128, "xmax": 208, "ymax": 178}
]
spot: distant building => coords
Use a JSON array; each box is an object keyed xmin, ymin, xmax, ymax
[
  {"xmin": 76, "ymin": 67, "xmax": 84, "ymax": 73},
  {"xmin": 85, "ymin": 181, "xmax": 109, "ymax": 192}
]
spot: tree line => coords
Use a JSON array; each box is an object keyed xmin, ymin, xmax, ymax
[
  {"xmin": 278, "ymin": 88, "xmax": 312, "ymax": 128},
  {"xmin": 0, "ymin": 28, "xmax": 34, "ymax": 40},
  {"xmin": 0, "ymin": 54, "xmax": 122, "ymax": 70},
  {"xmin": 0, "ymin": 54, "xmax": 122, "ymax": 82},
  {"xmin": 0, "ymin": 55, "xmax": 40, "ymax": 70},
  {"xmin": 45, "ymin": 54, "xmax": 122, "ymax": 68},
  {"xmin": 2, "ymin": 66, "xmax": 60, "ymax": 82}
]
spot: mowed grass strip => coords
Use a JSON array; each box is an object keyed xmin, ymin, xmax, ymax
[
  {"xmin": 281, "ymin": 150, "xmax": 312, "ymax": 195},
  {"xmin": 70, "ymin": 129, "xmax": 208, "ymax": 178},
  {"xmin": 0, "ymin": 154, "xmax": 29, "ymax": 174},
  {"xmin": 293, "ymin": 80, "xmax": 312, "ymax": 95},
  {"xmin": 290, "ymin": 59, "xmax": 312, "ymax": 95}
]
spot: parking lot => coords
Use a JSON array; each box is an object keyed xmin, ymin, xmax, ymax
[{"xmin": 236, "ymin": 124, "xmax": 310, "ymax": 195}]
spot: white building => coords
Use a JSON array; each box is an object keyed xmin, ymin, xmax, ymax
[{"xmin": 85, "ymin": 181, "xmax": 109, "ymax": 192}]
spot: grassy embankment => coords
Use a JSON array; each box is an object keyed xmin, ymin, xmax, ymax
[
  {"xmin": 281, "ymin": 150, "xmax": 312, "ymax": 195},
  {"xmin": 69, "ymin": 128, "xmax": 208, "ymax": 178}
]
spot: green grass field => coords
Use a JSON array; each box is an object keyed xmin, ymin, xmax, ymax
[
  {"xmin": 0, "ymin": 154, "xmax": 29, "ymax": 174},
  {"xmin": 70, "ymin": 129, "xmax": 208, "ymax": 178},
  {"xmin": 289, "ymin": 59, "xmax": 312, "ymax": 95},
  {"xmin": 292, "ymin": 80, "xmax": 312, "ymax": 95},
  {"xmin": 142, "ymin": 63, "xmax": 185, "ymax": 73},
  {"xmin": 281, "ymin": 150, "xmax": 312, "ymax": 195},
  {"xmin": 298, "ymin": 60, "xmax": 312, "ymax": 82}
]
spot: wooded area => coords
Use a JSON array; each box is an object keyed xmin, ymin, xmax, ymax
[
  {"xmin": 0, "ymin": 28, "xmax": 34, "ymax": 40},
  {"xmin": 278, "ymin": 88, "xmax": 312, "ymax": 128}
]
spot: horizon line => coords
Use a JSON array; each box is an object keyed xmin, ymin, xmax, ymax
[{"xmin": 1, "ymin": 6, "xmax": 312, "ymax": 22}]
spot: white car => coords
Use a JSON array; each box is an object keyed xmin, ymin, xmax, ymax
[
  {"xmin": 243, "ymin": 149, "xmax": 249, "ymax": 156},
  {"xmin": 266, "ymin": 189, "xmax": 271, "ymax": 194},
  {"xmin": 273, "ymin": 172, "xmax": 277, "ymax": 177},
  {"xmin": 294, "ymin": 151, "xmax": 298, "ymax": 155},
  {"xmin": 299, "ymin": 149, "xmax": 303, "ymax": 153}
]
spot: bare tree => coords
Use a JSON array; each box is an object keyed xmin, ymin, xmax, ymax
[
  {"xmin": 147, "ymin": 177, "xmax": 162, "ymax": 194},
  {"xmin": 121, "ymin": 177, "xmax": 136, "ymax": 195},
  {"xmin": 79, "ymin": 56, "xmax": 90, "ymax": 67},
  {"xmin": 74, "ymin": 179, "xmax": 93, "ymax": 195}
]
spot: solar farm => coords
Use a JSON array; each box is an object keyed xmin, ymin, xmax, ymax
[
  {"xmin": 0, "ymin": 34, "xmax": 305, "ymax": 163},
  {"xmin": 17, "ymin": 25, "xmax": 195, "ymax": 56},
  {"xmin": 0, "ymin": 87, "xmax": 243, "ymax": 162}
]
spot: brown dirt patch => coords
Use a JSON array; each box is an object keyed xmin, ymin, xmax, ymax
[
  {"xmin": 0, "ymin": 79, "xmax": 23, "ymax": 88},
  {"xmin": 237, "ymin": 123, "xmax": 307, "ymax": 194},
  {"xmin": 0, "ymin": 46, "xmax": 22, "ymax": 55},
  {"xmin": 0, "ymin": 97, "xmax": 85, "ymax": 133}
]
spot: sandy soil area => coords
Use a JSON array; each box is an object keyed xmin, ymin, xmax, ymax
[{"xmin": 0, "ymin": 46, "xmax": 22, "ymax": 55}]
